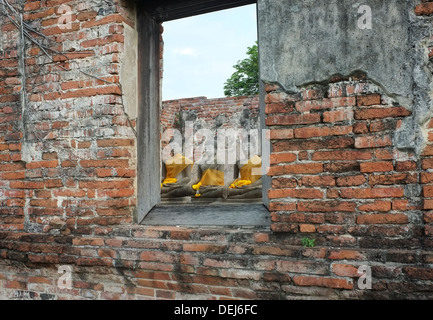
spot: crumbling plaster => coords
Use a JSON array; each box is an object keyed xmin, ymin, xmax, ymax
[{"xmin": 257, "ymin": 0, "xmax": 433, "ymax": 154}]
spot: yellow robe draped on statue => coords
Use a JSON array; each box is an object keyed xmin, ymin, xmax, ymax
[
  {"xmin": 192, "ymin": 168, "xmax": 225, "ymax": 197},
  {"xmin": 230, "ymin": 155, "xmax": 262, "ymax": 189},
  {"xmin": 162, "ymin": 154, "xmax": 193, "ymax": 185}
]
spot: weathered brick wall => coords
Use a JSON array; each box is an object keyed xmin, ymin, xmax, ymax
[
  {"xmin": 161, "ymin": 96, "xmax": 259, "ymax": 132},
  {"xmin": 0, "ymin": 0, "xmax": 137, "ymax": 235},
  {"xmin": 0, "ymin": 0, "xmax": 433, "ymax": 300}
]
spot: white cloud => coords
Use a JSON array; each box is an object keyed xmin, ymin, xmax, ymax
[{"xmin": 173, "ymin": 47, "xmax": 199, "ymax": 57}]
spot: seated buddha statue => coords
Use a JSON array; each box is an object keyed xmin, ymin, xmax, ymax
[
  {"xmin": 227, "ymin": 155, "xmax": 262, "ymax": 199},
  {"xmin": 192, "ymin": 163, "xmax": 226, "ymax": 199},
  {"xmin": 161, "ymin": 153, "xmax": 195, "ymax": 198}
]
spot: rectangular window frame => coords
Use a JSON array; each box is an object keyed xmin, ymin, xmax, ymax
[{"xmin": 136, "ymin": 0, "xmax": 270, "ymax": 226}]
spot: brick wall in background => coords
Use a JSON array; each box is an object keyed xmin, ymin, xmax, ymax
[
  {"xmin": 0, "ymin": 0, "xmax": 433, "ymax": 300},
  {"xmin": 161, "ymin": 95, "xmax": 259, "ymax": 131}
]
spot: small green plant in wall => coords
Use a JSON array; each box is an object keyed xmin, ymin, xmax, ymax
[{"xmin": 301, "ymin": 237, "xmax": 316, "ymax": 248}]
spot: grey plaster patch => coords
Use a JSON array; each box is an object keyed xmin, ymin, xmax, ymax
[
  {"xmin": 143, "ymin": 204, "xmax": 270, "ymax": 227},
  {"xmin": 257, "ymin": 0, "xmax": 433, "ymax": 155},
  {"xmin": 258, "ymin": 0, "xmax": 414, "ymax": 98}
]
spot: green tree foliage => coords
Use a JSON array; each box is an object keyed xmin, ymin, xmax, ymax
[{"xmin": 224, "ymin": 42, "xmax": 259, "ymax": 97}]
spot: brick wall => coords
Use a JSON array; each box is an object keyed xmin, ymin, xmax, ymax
[
  {"xmin": 161, "ymin": 96, "xmax": 259, "ymax": 132},
  {"xmin": 0, "ymin": 0, "xmax": 137, "ymax": 235},
  {"xmin": 0, "ymin": 0, "xmax": 433, "ymax": 300}
]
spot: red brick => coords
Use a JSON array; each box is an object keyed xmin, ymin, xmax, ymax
[
  {"xmin": 295, "ymin": 97, "xmax": 356, "ymax": 112},
  {"xmin": 294, "ymin": 125, "xmax": 352, "ymax": 139},
  {"xmin": 415, "ymin": 2, "xmax": 433, "ymax": 15},
  {"xmin": 61, "ymin": 85, "xmax": 122, "ymax": 99},
  {"xmin": 358, "ymin": 201, "xmax": 391, "ymax": 212},
  {"xmin": 357, "ymin": 214, "xmax": 408, "ymax": 224},
  {"xmin": 353, "ymin": 122, "xmax": 369, "ymax": 134},
  {"xmin": 292, "ymin": 276, "xmax": 353, "ymax": 289},
  {"xmin": 297, "ymin": 201, "xmax": 356, "ymax": 212},
  {"xmin": 299, "ymin": 224, "xmax": 316, "ymax": 233},
  {"xmin": 271, "ymin": 177, "xmax": 297, "ymax": 189},
  {"xmin": 340, "ymin": 188, "xmax": 404, "ymax": 199},
  {"xmin": 23, "ymin": 1, "xmax": 40, "ymax": 11},
  {"xmin": 301, "ymin": 88, "xmax": 324, "ymax": 100},
  {"xmin": 139, "ymin": 251, "xmax": 175, "ymax": 263},
  {"xmin": 78, "ymin": 180, "xmax": 133, "ymax": 189},
  {"xmin": 72, "ymin": 238, "xmax": 105, "ymax": 246},
  {"xmin": 375, "ymin": 149, "xmax": 394, "ymax": 160},
  {"xmin": 421, "ymin": 172, "xmax": 433, "ymax": 183},
  {"xmin": 265, "ymin": 102, "xmax": 294, "ymax": 114},
  {"xmin": 269, "ymin": 202, "xmax": 297, "ymax": 212},
  {"xmin": 423, "ymin": 185, "xmax": 433, "ymax": 197},
  {"xmin": 1, "ymin": 171, "xmax": 25, "ymax": 180},
  {"xmin": 269, "ymin": 152, "xmax": 297, "ymax": 165},
  {"xmin": 357, "ymin": 94, "xmax": 381, "ymax": 106},
  {"xmin": 183, "ymin": 244, "xmax": 226, "ymax": 254},
  {"xmin": 425, "ymin": 212, "xmax": 433, "ymax": 223},
  {"xmin": 297, "ymin": 176, "xmax": 334, "ymax": 187},
  {"xmin": 395, "ymin": 161, "xmax": 417, "ymax": 172},
  {"xmin": 355, "ymin": 107, "xmax": 411, "ymax": 120},
  {"xmin": 10, "ymin": 181, "xmax": 44, "ymax": 189},
  {"xmin": 392, "ymin": 200, "xmax": 413, "ymax": 211},
  {"xmin": 324, "ymin": 162, "xmax": 360, "ymax": 173},
  {"xmin": 323, "ymin": 109, "xmax": 354, "ymax": 123},
  {"xmin": 273, "ymin": 137, "xmax": 354, "ymax": 152},
  {"xmin": 326, "ymin": 189, "xmax": 339, "ymax": 199},
  {"xmin": 80, "ymin": 34, "xmax": 125, "ymax": 49},
  {"xmin": 79, "ymin": 159, "xmax": 129, "ymax": 168},
  {"xmin": 268, "ymin": 163, "xmax": 323, "ymax": 176},
  {"xmin": 26, "ymin": 160, "xmax": 58, "ymax": 169},
  {"xmin": 421, "ymin": 145, "xmax": 433, "ymax": 156},
  {"xmin": 270, "ymin": 129, "xmax": 294, "ymax": 140},
  {"xmin": 264, "ymin": 83, "xmax": 280, "ymax": 92},
  {"xmin": 81, "ymin": 15, "xmax": 124, "ymax": 28},
  {"xmin": 313, "ymin": 150, "xmax": 371, "ymax": 161},
  {"xmin": 3, "ymin": 280, "xmax": 27, "ymax": 290},
  {"xmin": 332, "ymin": 264, "xmax": 360, "ymax": 277},
  {"xmin": 328, "ymin": 250, "xmax": 365, "ymax": 260},
  {"xmin": 97, "ymin": 189, "xmax": 134, "ymax": 198},
  {"xmin": 268, "ymin": 188, "xmax": 324, "ymax": 199},
  {"xmin": 77, "ymin": 11, "xmax": 98, "ymax": 21},
  {"xmin": 355, "ymin": 135, "xmax": 392, "ymax": 149},
  {"xmin": 424, "ymin": 200, "xmax": 433, "ymax": 210},
  {"xmin": 42, "ymin": 152, "xmax": 58, "ymax": 160},
  {"xmin": 266, "ymin": 113, "xmax": 320, "ymax": 126},
  {"xmin": 95, "ymin": 168, "xmax": 136, "ymax": 178},
  {"xmin": 0, "ymin": 163, "xmax": 25, "ymax": 171},
  {"xmin": 360, "ymin": 161, "xmax": 394, "ymax": 173},
  {"xmin": 45, "ymin": 179, "xmax": 63, "ymax": 188},
  {"xmin": 422, "ymin": 158, "xmax": 433, "ymax": 169},
  {"xmin": 29, "ymin": 199, "xmax": 58, "ymax": 208},
  {"xmin": 336, "ymin": 175, "xmax": 366, "ymax": 187},
  {"xmin": 369, "ymin": 173, "xmax": 417, "ymax": 185},
  {"xmin": 97, "ymin": 139, "xmax": 134, "ymax": 147},
  {"xmin": 53, "ymin": 189, "xmax": 86, "ymax": 197}
]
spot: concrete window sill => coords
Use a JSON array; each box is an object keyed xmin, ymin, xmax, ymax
[{"xmin": 141, "ymin": 202, "xmax": 270, "ymax": 228}]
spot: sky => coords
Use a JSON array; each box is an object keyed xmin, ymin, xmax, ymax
[{"xmin": 161, "ymin": 4, "xmax": 258, "ymax": 101}]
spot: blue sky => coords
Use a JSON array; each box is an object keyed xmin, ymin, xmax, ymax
[{"xmin": 161, "ymin": 4, "xmax": 257, "ymax": 101}]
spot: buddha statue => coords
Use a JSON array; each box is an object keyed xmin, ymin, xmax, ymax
[
  {"xmin": 227, "ymin": 155, "xmax": 262, "ymax": 199},
  {"xmin": 192, "ymin": 163, "xmax": 226, "ymax": 199},
  {"xmin": 161, "ymin": 153, "xmax": 195, "ymax": 198}
]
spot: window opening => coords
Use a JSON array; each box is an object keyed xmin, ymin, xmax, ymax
[{"xmin": 159, "ymin": 5, "xmax": 263, "ymax": 207}]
